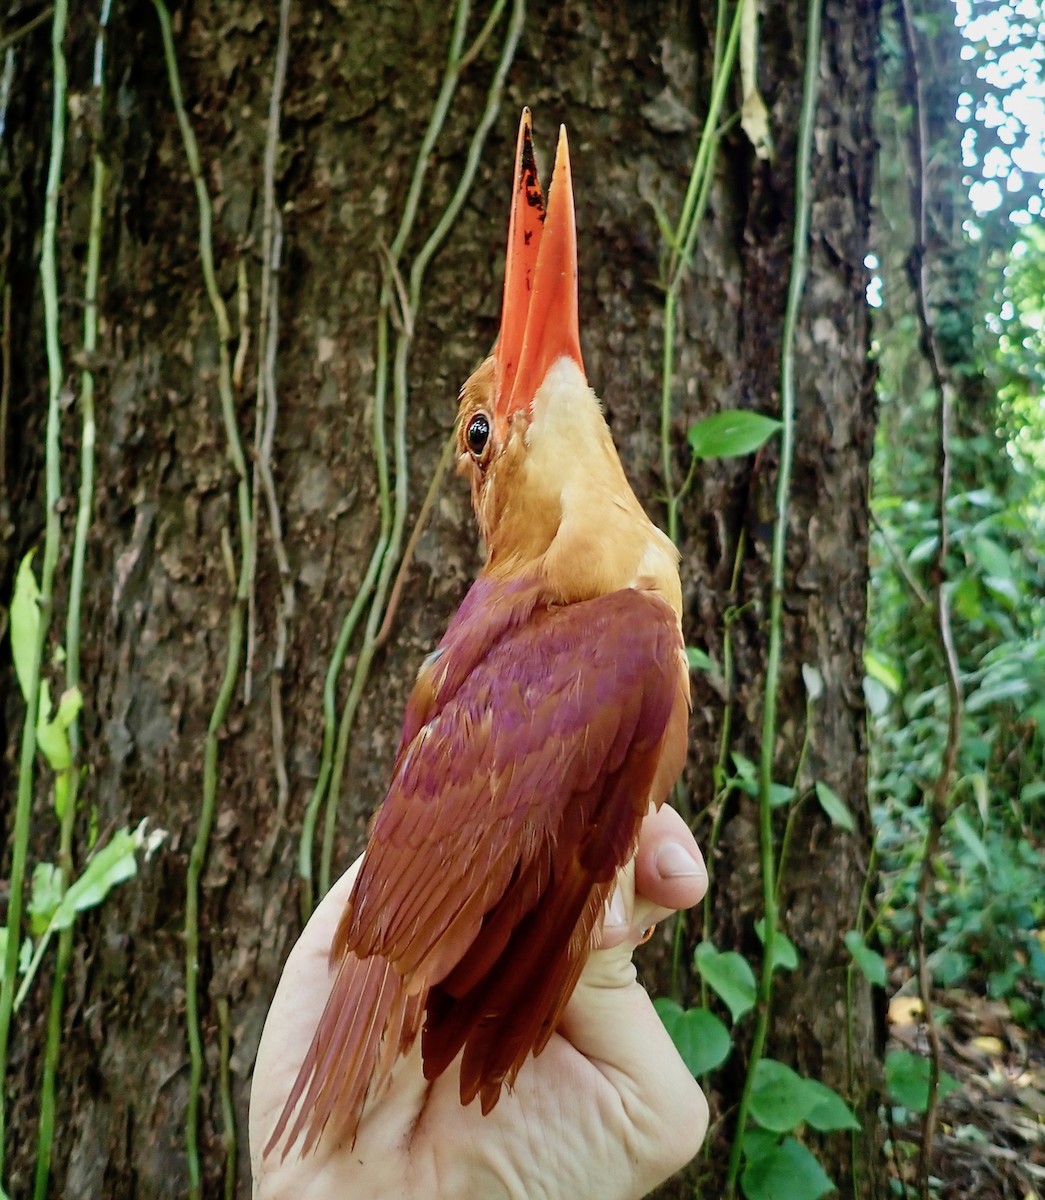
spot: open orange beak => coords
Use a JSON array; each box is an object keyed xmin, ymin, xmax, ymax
[{"xmin": 494, "ymin": 109, "xmax": 584, "ymax": 422}]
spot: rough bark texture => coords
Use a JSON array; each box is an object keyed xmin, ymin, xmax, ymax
[{"xmin": 1, "ymin": 0, "xmax": 882, "ymax": 1196}]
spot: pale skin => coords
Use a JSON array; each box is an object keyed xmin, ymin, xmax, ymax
[{"xmin": 250, "ymin": 804, "xmax": 709, "ymax": 1200}]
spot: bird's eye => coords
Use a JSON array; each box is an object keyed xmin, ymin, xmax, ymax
[{"xmin": 466, "ymin": 413, "xmax": 491, "ymax": 458}]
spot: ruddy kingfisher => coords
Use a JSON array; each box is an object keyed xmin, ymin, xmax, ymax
[{"xmin": 265, "ymin": 108, "xmax": 689, "ymax": 1158}]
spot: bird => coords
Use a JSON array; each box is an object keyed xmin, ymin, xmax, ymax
[{"xmin": 266, "ymin": 108, "xmax": 690, "ymax": 1158}]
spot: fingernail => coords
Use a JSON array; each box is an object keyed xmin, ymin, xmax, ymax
[
  {"xmin": 656, "ymin": 841, "xmax": 706, "ymax": 880},
  {"xmin": 605, "ymin": 887, "xmax": 628, "ymax": 928}
]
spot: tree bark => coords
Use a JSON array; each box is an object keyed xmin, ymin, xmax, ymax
[{"xmin": 0, "ymin": 0, "xmax": 883, "ymax": 1195}]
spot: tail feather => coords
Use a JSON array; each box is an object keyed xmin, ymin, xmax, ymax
[
  {"xmin": 420, "ymin": 859, "xmax": 612, "ymax": 1109},
  {"xmin": 467, "ymin": 870, "xmax": 607, "ymax": 1109},
  {"xmin": 264, "ymin": 952, "xmax": 423, "ymax": 1160}
]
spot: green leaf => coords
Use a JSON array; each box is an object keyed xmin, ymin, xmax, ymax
[
  {"xmin": 694, "ymin": 942, "xmax": 758, "ymax": 1023},
  {"xmin": 754, "ymin": 919, "xmax": 799, "ymax": 971},
  {"xmin": 686, "ymin": 646, "xmax": 715, "ymax": 672},
  {"xmin": 844, "ymin": 930, "xmax": 887, "ymax": 987},
  {"xmin": 730, "ymin": 753, "xmax": 758, "ymax": 796},
  {"xmin": 973, "ymin": 536, "xmax": 1013, "ymax": 581},
  {"xmin": 934, "ymin": 950, "xmax": 972, "ymax": 988},
  {"xmin": 742, "ymin": 1136, "xmax": 834, "ymax": 1200},
  {"xmin": 654, "ymin": 998, "xmax": 733, "ymax": 1076},
  {"xmin": 768, "ymin": 783, "xmax": 796, "ymax": 808},
  {"xmin": 27, "ymin": 863, "xmax": 64, "ymax": 937},
  {"xmin": 732, "ymin": 752, "xmax": 757, "ymax": 781},
  {"xmin": 908, "ymin": 534, "xmax": 939, "ymax": 564},
  {"xmin": 741, "ymin": 1127, "xmax": 780, "ymax": 1166},
  {"xmin": 950, "ymin": 810, "xmax": 990, "ymax": 871},
  {"xmin": 51, "ymin": 827, "xmax": 143, "ymax": 931},
  {"xmin": 1021, "ymin": 780, "xmax": 1045, "ymax": 805},
  {"xmin": 862, "ymin": 650, "xmax": 901, "ymax": 694},
  {"xmin": 953, "ymin": 574, "xmax": 983, "ymax": 621},
  {"xmin": 647, "ymin": 193, "xmax": 680, "ymax": 255},
  {"xmin": 885, "ymin": 1050, "xmax": 961, "ymax": 1113},
  {"xmin": 36, "ymin": 716, "xmax": 71, "ymax": 773},
  {"xmin": 54, "ymin": 772, "xmax": 71, "ymax": 823},
  {"xmin": 966, "ymin": 676, "xmax": 1030, "ymax": 712},
  {"xmin": 11, "ymin": 552, "xmax": 41, "ymax": 704},
  {"xmin": 748, "ymin": 1059, "xmax": 821, "ymax": 1132},
  {"xmin": 37, "ymin": 678, "xmax": 54, "ymax": 726},
  {"xmin": 814, "ymin": 782, "xmax": 855, "ymax": 833},
  {"xmin": 36, "ymin": 686, "xmax": 82, "ymax": 777},
  {"xmin": 983, "ymin": 575, "xmax": 1019, "ymax": 606},
  {"xmin": 54, "ymin": 687, "xmax": 83, "ymax": 729},
  {"xmin": 803, "ymin": 1079, "xmax": 860, "ymax": 1132},
  {"xmin": 969, "ymin": 772, "xmax": 989, "ymax": 825},
  {"xmin": 958, "ymin": 488, "xmax": 996, "ymax": 509},
  {"xmin": 687, "ymin": 410, "xmax": 782, "ymax": 460}
]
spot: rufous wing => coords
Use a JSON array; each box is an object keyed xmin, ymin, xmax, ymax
[{"xmin": 267, "ymin": 576, "xmax": 689, "ymax": 1156}]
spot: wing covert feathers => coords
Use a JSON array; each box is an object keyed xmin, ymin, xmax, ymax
[{"xmin": 265, "ymin": 578, "xmax": 689, "ymax": 1159}]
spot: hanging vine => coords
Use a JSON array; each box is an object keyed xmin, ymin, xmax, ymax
[
  {"xmin": 297, "ymin": 0, "xmax": 525, "ymax": 914},
  {"xmin": 0, "ymin": 0, "xmax": 68, "ymax": 1181},
  {"xmin": 152, "ymin": 3, "xmax": 255, "ymax": 1193}
]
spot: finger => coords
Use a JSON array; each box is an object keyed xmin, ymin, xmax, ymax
[
  {"xmin": 560, "ymin": 957, "xmax": 709, "ymax": 1187},
  {"xmin": 562, "ymin": 806, "xmax": 710, "ymax": 1188},
  {"xmin": 597, "ymin": 856, "xmax": 636, "ymax": 951},
  {"xmin": 633, "ymin": 804, "xmax": 707, "ymax": 912},
  {"xmin": 598, "ymin": 805, "xmax": 706, "ymax": 950}
]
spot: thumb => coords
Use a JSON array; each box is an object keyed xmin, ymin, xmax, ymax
[{"xmin": 558, "ymin": 952, "xmax": 709, "ymax": 1187}]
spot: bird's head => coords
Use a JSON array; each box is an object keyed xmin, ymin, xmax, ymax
[{"xmin": 457, "ymin": 109, "xmax": 632, "ymax": 578}]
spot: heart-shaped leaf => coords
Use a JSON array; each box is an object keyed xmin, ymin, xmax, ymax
[
  {"xmin": 742, "ymin": 1136, "xmax": 834, "ymax": 1200},
  {"xmin": 748, "ymin": 1059, "xmax": 821, "ymax": 1132},
  {"xmin": 694, "ymin": 942, "xmax": 758, "ymax": 1024},
  {"xmin": 654, "ymin": 999, "xmax": 733, "ymax": 1076},
  {"xmin": 688, "ymin": 411, "xmax": 782, "ymax": 460}
]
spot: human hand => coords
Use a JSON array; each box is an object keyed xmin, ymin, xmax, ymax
[{"xmin": 249, "ymin": 803, "xmax": 709, "ymax": 1200}]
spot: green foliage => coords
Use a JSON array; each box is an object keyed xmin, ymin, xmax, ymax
[
  {"xmin": 655, "ymin": 1012, "xmax": 861, "ymax": 1198},
  {"xmin": 687, "ymin": 646, "xmax": 716, "ymax": 672},
  {"xmin": 10, "ymin": 553, "xmax": 40, "ymax": 702},
  {"xmin": 870, "ymin": 476, "xmax": 1045, "ymax": 1019},
  {"xmin": 694, "ymin": 942, "xmax": 758, "ymax": 1023},
  {"xmin": 653, "ymin": 998, "xmax": 732, "ymax": 1076},
  {"xmin": 867, "ymin": 20, "xmax": 1045, "ymax": 1130},
  {"xmin": 658, "ymin": 936, "xmax": 861, "ymax": 1198},
  {"xmin": 869, "ymin": 203, "xmax": 1045, "ymax": 1020},
  {"xmin": 13, "ymin": 823, "xmax": 164, "ymax": 1012},
  {"xmin": 754, "ymin": 920, "xmax": 798, "ymax": 972},
  {"xmin": 802, "ymin": 1080, "xmax": 862, "ymax": 1133},
  {"xmin": 687, "ymin": 411, "xmax": 783, "ymax": 460},
  {"xmin": 26, "ymin": 868, "xmax": 65, "ymax": 939},
  {"xmin": 814, "ymin": 782, "xmax": 856, "ymax": 833},
  {"xmin": 10, "ymin": 552, "xmax": 84, "ymax": 818},
  {"xmin": 735, "ymin": 1063, "xmax": 858, "ymax": 1198},
  {"xmin": 748, "ymin": 1060, "xmax": 824, "ymax": 1132},
  {"xmin": 885, "ymin": 1049, "xmax": 961, "ymax": 1114},
  {"xmin": 741, "ymin": 1134, "xmax": 834, "ymax": 1200},
  {"xmin": 844, "ymin": 930, "xmax": 887, "ymax": 988},
  {"xmin": 5, "ymin": 534, "xmax": 166, "ymax": 1196},
  {"xmin": 729, "ymin": 753, "xmax": 795, "ymax": 808}
]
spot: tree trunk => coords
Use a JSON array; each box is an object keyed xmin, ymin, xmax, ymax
[{"xmin": 0, "ymin": 0, "xmax": 883, "ymax": 1196}]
